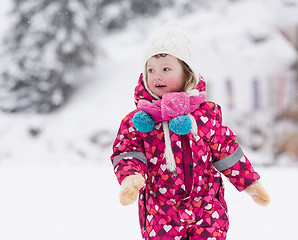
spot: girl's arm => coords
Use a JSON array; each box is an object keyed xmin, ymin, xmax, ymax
[
  {"xmin": 111, "ymin": 111, "xmax": 148, "ymax": 185},
  {"xmin": 209, "ymin": 104, "xmax": 270, "ymax": 205}
]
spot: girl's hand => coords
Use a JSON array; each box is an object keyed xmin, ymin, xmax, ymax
[
  {"xmin": 244, "ymin": 180, "xmax": 270, "ymax": 206},
  {"xmin": 119, "ymin": 175, "xmax": 145, "ymax": 205}
]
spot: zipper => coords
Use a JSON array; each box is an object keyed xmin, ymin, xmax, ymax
[
  {"xmin": 189, "ymin": 163, "xmax": 193, "ymax": 178},
  {"xmin": 181, "ymin": 135, "xmax": 194, "ymax": 196},
  {"xmin": 143, "ymin": 189, "xmax": 147, "ymax": 231}
]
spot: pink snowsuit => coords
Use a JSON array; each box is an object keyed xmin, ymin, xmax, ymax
[{"xmin": 111, "ymin": 74, "xmax": 260, "ymax": 240}]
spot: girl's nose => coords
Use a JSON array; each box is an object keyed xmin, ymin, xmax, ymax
[{"xmin": 154, "ymin": 72, "xmax": 162, "ymax": 81}]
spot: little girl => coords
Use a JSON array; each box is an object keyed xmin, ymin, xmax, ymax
[{"xmin": 111, "ymin": 23, "xmax": 270, "ymax": 240}]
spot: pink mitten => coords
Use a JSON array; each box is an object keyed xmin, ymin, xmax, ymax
[
  {"xmin": 245, "ymin": 181, "xmax": 270, "ymax": 206},
  {"xmin": 119, "ymin": 175, "xmax": 145, "ymax": 206}
]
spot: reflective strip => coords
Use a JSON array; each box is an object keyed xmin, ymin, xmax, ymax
[
  {"xmin": 212, "ymin": 146, "xmax": 244, "ymax": 171},
  {"xmin": 113, "ymin": 152, "xmax": 148, "ymax": 167}
]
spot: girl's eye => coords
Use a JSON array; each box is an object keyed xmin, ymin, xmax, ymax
[
  {"xmin": 148, "ymin": 68, "xmax": 154, "ymax": 73},
  {"xmin": 163, "ymin": 67, "xmax": 170, "ymax": 72}
]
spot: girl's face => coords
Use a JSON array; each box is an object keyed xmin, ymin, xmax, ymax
[{"xmin": 146, "ymin": 54, "xmax": 185, "ymax": 98}]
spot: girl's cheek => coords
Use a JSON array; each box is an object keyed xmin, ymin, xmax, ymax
[
  {"xmin": 147, "ymin": 78, "xmax": 154, "ymax": 89},
  {"xmin": 167, "ymin": 77, "xmax": 184, "ymax": 90}
]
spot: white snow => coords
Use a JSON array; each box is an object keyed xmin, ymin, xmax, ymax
[
  {"xmin": 0, "ymin": 0, "xmax": 297, "ymax": 239},
  {"xmin": 0, "ymin": 165, "xmax": 297, "ymax": 239}
]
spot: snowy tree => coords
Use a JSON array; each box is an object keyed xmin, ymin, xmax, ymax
[
  {"xmin": 93, "ymin": 0, "xmax": 235, "ymax": 32},
  {"xmin": 0, "ymin": 0, "xmax": 96, "ymax": 113},
  {"xmin": 93, "ymin": 0, "xmax": 174, "ymax": 31}
]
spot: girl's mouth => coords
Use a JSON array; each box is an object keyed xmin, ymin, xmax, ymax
[{"xmin": 155, "ymin": 84, "xmax": 166, "ymax": 88}]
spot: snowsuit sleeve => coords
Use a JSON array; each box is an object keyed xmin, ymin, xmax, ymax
[
  {"xmin": 209, "ymin": 104, "xmax": 260, "ymax": 191},
  {"xmin": 111, "ymin": 111, "xmax": 148, "ymax": 185}
]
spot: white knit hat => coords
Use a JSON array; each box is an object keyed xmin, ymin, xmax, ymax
[{"xmin": 143, "ymin": 22, "xmax": 199, "ymax": 86}]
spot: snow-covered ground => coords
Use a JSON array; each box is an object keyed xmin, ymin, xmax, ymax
[
  {"xmin": 0, "ymin": 165, "xmax": 297, "ymax": 240},
  {"xmin": 0, "ymin": 0, "xmax": 297, "ymax": 239}
]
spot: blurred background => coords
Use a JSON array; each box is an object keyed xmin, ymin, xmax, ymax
[
  {"xmin": 0, "ymin": 0, "xmax": 297, "ymax": 166},
  {"xmin": 0, "ymin": 0, "xmax": 297, "ymax": 239}
]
